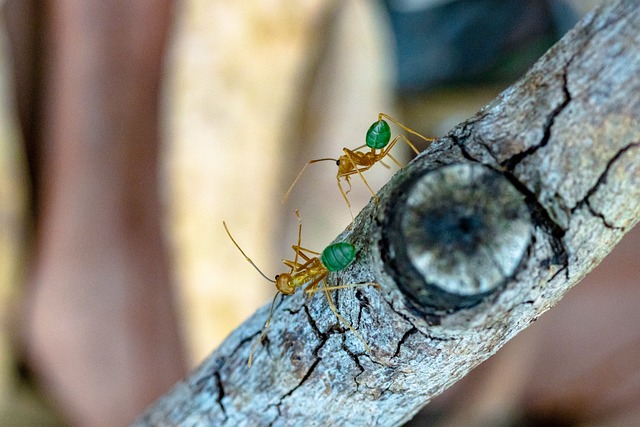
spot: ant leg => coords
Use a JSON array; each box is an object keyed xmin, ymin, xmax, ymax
[
  {"xmin": 292, "ymin": 210, "xmax": 303, "ymax": 267},
  {"xmin": 303, "ymin": 274, "xmax": 324, "ymax": 294},
  {"xmin": 398, "ymin": 135, "xmax": 419, "ymax": 156},
  {"xmin": 302, "ymin": 276, "xmax": 372, "ymax": 352},
  {"xmin": 248, "ymin": 292, "xmax": 281, "ymax": 367},
  {"xmin": 283, "ymin": 256, "xmax": 315, "ymax": 273},
  {"xmin": 283, "ymin": 246, "xmax": 321, "ymax": 272},
  {"xmin": 321, "ymin": 279, "xmax": 372, "ymax": 353},
  {"xmin": 379, "ymin": 135, "xmax": 417, "ymax": 163},
  {"xmin": 282, "ymin": 158, "xmax": 337, "ymax": 204},
  {"xmin": 343, "ymin": 175, "xmax": 353, "ymax": 195},
  {"xmin": 293, "ymin": 245, "xmax": 320, "ymax": 257},
  {"xmin": 282, "ymin": 259, "xmax": 304, "ymax": 271},
  {"xmin": 306, "ymin": 282, "xmax": 380, "ymax": 293},
  {"xmin": 378, "ymin": 134, "xmax": 420, "ymax": 166},
  {"xmin": 378, "ymin": 113, "xmax": 436, "ymax": 150},
  {"xmin": 343, "ymin": 149, "xmax": 378, "ymax": 204},
  {"xmin": 385, "ymin": 151, "xmax": 402, "ymax": 168},
  {"xmin": 337, "ymin": 177, "xmax": 355, "ymax": 221},
  {"xmin": 378, "ymin": 158, "xmax": 392, "ymax": 169}
]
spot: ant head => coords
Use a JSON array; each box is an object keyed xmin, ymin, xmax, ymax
[
  {"xmin": 276, "ymin": 273, "xmax": 295, "ymax": 295},
  {"xmin": 336, "ymin": 156, "xmax": 354, "ymax": 175}
]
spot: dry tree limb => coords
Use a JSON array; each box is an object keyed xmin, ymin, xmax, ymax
[{"xmin": 135, "ymin": 1, "xmax": 640, "ymax": 425}]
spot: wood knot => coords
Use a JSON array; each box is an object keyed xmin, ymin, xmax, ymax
[{"xmin": 384, "ymin": 163, "xmax": 532, "ymax": 314}]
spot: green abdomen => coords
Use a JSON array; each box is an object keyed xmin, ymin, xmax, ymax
[
  {"xmin": 365, "ymin": 120, "xmax": 391, "ymax": 149},
  {"xmin": 321, "ymin": 242, "xmax": 356, "ymax": 272}
]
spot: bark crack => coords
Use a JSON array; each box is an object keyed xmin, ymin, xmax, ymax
[
  {"xmin": 501, "ymin": 68, "xmax": 572, "ymax": 171},
  {"xmin": 585, "ymin": 199, "xmax": 624, "ymax": 230},
  {"xmin": 571, "ymin": 142, "xmax": 640, "ymax": 229},
  {"xmin": 265, "ymin": 305, "xmax": 329, "ymax": 424},
  {"xmin": 230, "ymin": 332, "xmax": 260, "ymax": 358},
  {"xmin": 269, "ymin": 358, "xmax": 322, "ymax": 426},
  {"xmin": 548, "ymin": 263, "xmax": 569, "ymax": 282},
  {"xmin": 302, "ymin": 304, "xmax": 328, "ymax": 355},
  {"xmin": 392, "ymin": 327, "xmax": 418, "ymax": 359},
  {"xmin": 355, "ymin": 290, "xmax": 374, "ymax": 328},
  {"xmin": 501, "ymin": 171, "xmax": 569, "ymax": 273},
  {"xmin": 382, "ymin": 298, "xmax": 451, "ymax": 343},
  {"xmin": 213, "ymin": 371, "xmax": 227, "ymax": 418},
  {"xmin": 341, "ymin": 335, "xmax": 365, "ymax": 391},
  {"xmin": 284, "ymin": 358, "xmax": 321, "ymax": 400}
]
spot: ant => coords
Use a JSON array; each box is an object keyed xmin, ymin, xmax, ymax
[
  {"xmin": 283, "ymin": 113, "xmax": 436, "ymax": 217},
  {"xmin": 223, "ymin": 211, "xmax": 378, "ymax": 366}
]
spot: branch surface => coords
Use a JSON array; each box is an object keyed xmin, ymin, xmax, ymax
[{"xmin": 135, "ymin": 1, "xmax": 640, "ymax": 425}]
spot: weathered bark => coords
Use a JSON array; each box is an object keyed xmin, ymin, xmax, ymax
[{"xmin": 135, "ymin": 1, "xmax": 640, "ymax": 425}]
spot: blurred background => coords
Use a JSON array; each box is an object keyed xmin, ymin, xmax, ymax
[{"xmin": 2, "ymin": 0, "xmax": 638, "ymax": 426}]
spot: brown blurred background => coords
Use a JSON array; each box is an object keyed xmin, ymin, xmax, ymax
[{"xmin": 2, "ymin": 0, "xmax": 638, "ymax": 426}]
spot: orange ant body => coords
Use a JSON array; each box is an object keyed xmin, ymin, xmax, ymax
[
  {"xmin": 223, "ymin": 212, "xmax": 377, "ymax": 366},
  {"xmin": 284, "ymin": 113, "xmax": 435, "ymax": 216}
]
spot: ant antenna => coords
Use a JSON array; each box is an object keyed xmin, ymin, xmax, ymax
[
  {"xmin": 282, "ymin": 158, "xmax": 339, "ymax": 204},
  {"xmin": 223, "ymin": 221, "xmax": 276, "ymax": 284}
]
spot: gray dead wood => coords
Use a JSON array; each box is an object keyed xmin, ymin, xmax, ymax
[{"xmin": 135, "ymin": 1, "xmax": 640, "ymax": 426}]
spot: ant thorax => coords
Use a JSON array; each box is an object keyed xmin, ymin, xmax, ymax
[{"xmin": 290, "ymin": 259, "xmax": 327, "ymax": 290}]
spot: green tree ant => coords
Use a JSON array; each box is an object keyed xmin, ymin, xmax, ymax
[
  {"xmin": 223, "ymin": 212, "xmax": 378, "ymax": 367},
  {"xmin": 283, "ymin": 113, "xmax": 436, "ymax": 217}
]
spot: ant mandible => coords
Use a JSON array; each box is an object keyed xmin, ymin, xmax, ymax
[
  {"xmin": 223, "ymin": 211, "xmax": 378, "ymax": 366},
  {"xmin": 283, "ymin": 113, "xmax": 436, "ymax": 217}
]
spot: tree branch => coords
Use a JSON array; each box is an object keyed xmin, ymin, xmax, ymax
[{"xmin": 135, "ymin": 1, "xmax": 640, "ymax": 425}]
